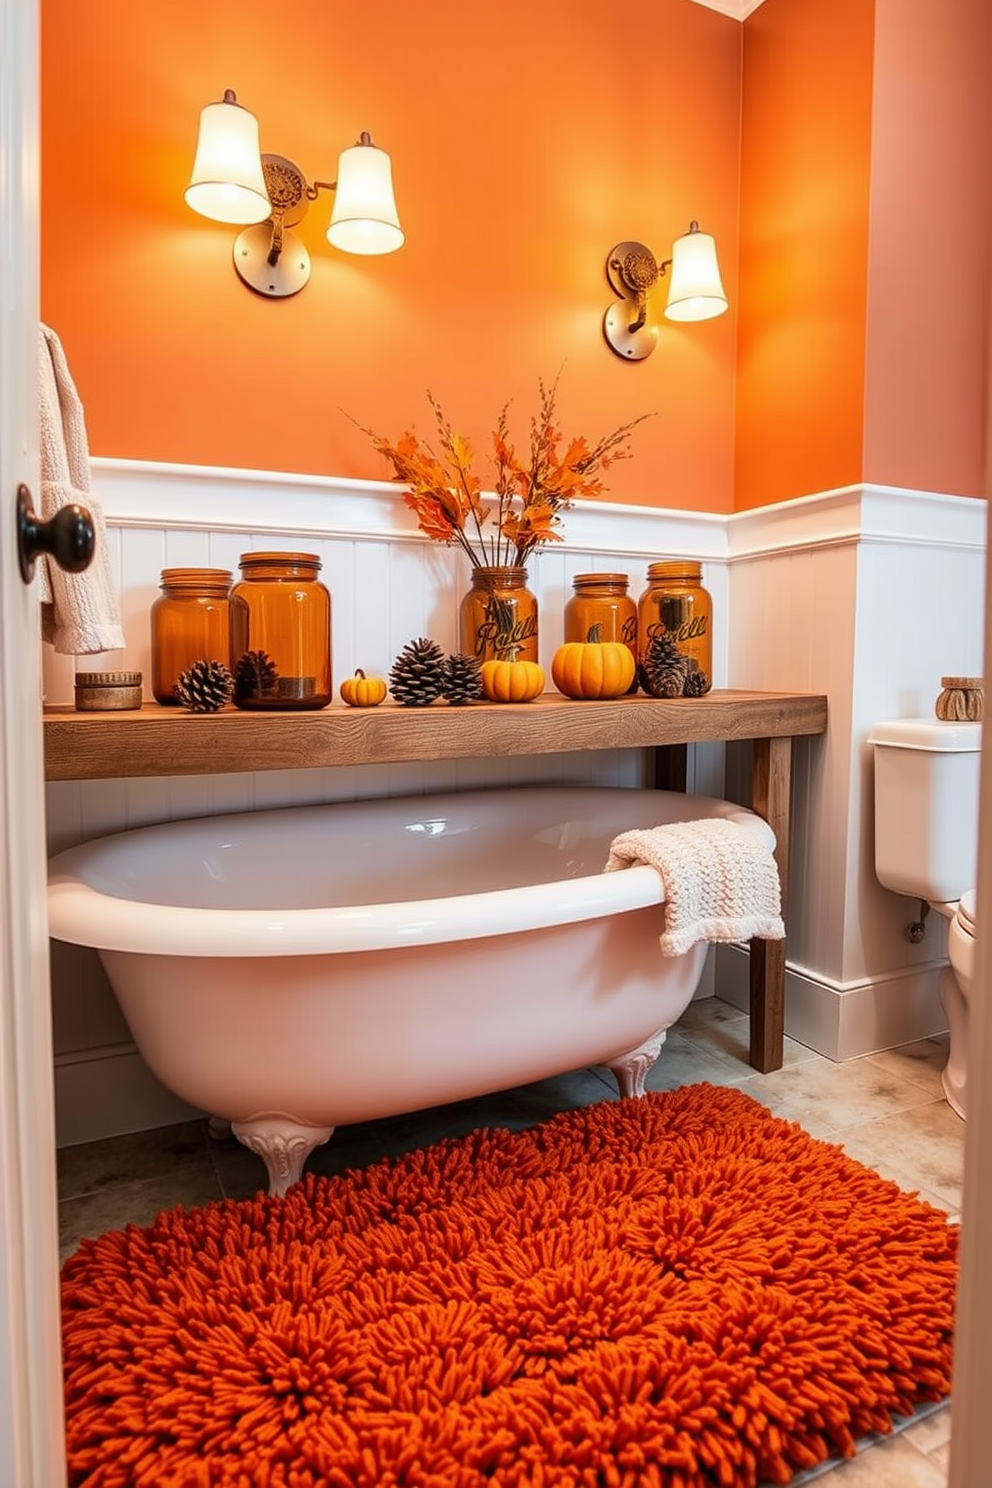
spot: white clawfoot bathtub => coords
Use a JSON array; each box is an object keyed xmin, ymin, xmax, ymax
[{"xmin": 48, "ymin": 785, "xmax": 774, "ymax": 1195}]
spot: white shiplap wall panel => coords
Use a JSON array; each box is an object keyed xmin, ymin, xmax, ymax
[
  {"xmin": 207, "ymin": 530, "xmax": 250, "ymax": 581},
  {"xmin": 718, "ymin": 486, "xmax": 986, "ymax": 1060},
  {"xmin": 848, "ymin": 527, "xmax": 985, "ymax": 982},
  {"xmin": 731, "ymin": 540, "xmax": 856, "ymax": 981}
]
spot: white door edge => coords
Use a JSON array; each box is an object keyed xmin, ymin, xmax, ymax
[{"xmin": 0, "ymin": 0, "xmax": 69, "ymax": 1481}]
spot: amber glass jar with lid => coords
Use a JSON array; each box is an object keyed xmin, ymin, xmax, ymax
[
  {"xmin": 564, "ymin": 573, "xmax": 637, "ymax": 690},
  {"xmin": 151, "ymin": 568, "xmax": 232, "ymax": 705},
  {"xmin": 230, "ymin": 552, "xmax": 332, "ymax": 710},
  {"xmin": 637, "ymin": 560, "xmax": 713, "ymax": 696},
  {"xmin": 459, "ymin": 566, "xmax": 539, "ymax": 664}
]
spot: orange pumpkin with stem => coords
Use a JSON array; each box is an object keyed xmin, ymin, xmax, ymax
[
  {"xmin": 480, "ymin": 655, "xmax": 545, "ymax": 703},
  {"xmin": 339, "ymin": 668, "xmax": 388, "ymax": 707},
  {"xmin": 551, "ymin": 623, "xmax": 636, "ymax": 700}
]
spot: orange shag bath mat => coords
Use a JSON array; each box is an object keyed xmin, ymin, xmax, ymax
[{"xmin": 60, "ymin": 1084, "xmax": 957, "ymax": 1488}]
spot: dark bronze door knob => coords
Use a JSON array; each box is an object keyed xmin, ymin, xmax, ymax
[{"xmin": 16, "ymin": 482, "xmax": 95, "ymax": 584}]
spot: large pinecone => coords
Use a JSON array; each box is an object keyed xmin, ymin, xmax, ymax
[
  {"xmin": 233, "ymin": 649, "xmax": 279, "ymax": 703},
  {"xmin": 638, "ymin": 634, "xmax": 692, "ymax": 699},
  {"xmin": 442, "ymin": 652, "xmax": 484, "ymax": 705},
  {"xmin": 390, "ymin": 637, "xmax": 447, "ymax": 706},
  {"xmin": 175, "ymin": 658, "xmax": 234, "ymax": 713}
]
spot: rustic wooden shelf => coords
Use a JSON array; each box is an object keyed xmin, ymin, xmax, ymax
[
  {"xmin": 43, "ymin": 689, "xmax": 826, "ymax": 782},
  {"xmin": 42, "ymin": 688, "xmax": 828, "ymax": 1076}
]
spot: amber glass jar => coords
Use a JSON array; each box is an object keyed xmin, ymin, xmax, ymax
[
  {"xmin": 564, "ymin": 573, "xmax": 638, "ymax": 690},
  {"xmin": 637, "ymin": 560, "xmax": 713, "ymax": 695},
  {"xmin": 230, "ymin": 552, "xmax": 332, "ymax": 710},
  {"xmin": 150, "ymin": 568, "xmax": 232, "ymax": 705},
  {"xmin": 459, "ymin": 566, "xmax": 539, "ymax": 664}
]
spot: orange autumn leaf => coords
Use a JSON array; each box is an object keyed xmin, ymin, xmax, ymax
[
  {"xmin": 352, "ymin": 377, "xmax": 652, "ymax": 566},
  {"xmin": 403, "ymin": 492, "xmax": 460, "ymax": 543}
]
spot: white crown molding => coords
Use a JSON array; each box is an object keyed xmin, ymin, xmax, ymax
[
  {"xmin": 727, "ymin": 483, "xmax": 987, "ymax": 561},
  {"xmin": 91, "ymin": 456, "xmax": 986, "ymax": 571},
  {"xmin": 687, "ymin": 0, "xmax": 767, "ymax": 20},
  {"xmin": 89, "ymin": 456, "xmax": 730, "ymax": 561},
  {"xmin": 90, "ymin": 459, "xmax": 984, "ymax": 567}
]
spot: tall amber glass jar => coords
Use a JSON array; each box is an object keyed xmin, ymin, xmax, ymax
[
  {"xmin": 150, "ymin": 568, "xmax": 232, "ymax": 705},
  {"xmin": 637, "ymin": 560, "xmax": 713, "ymax": 695},
  {"xmin": 564, "ymin": 573, "xmax": 638, "ymax": 690},
  {"xmin": 459, "ymin": 566, "xmax": 539, "ymax": 664},
  {"xmin": 230, "ymin": 552, "xmax": 332, "ymax": 710}
]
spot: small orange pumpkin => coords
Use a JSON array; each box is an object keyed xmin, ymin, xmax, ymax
[
  {"xmin": 339, "ymin": 668, "xmax": 388, "ymax": 707},
  {"xmin": 480, "ymin": 657, "xmax": 545, "ymax": 703},
  {"xmin": 551, "ymin": 624, "xmax": 636, "ymax": 700},
  {"xmin": 552, "ymin": 624, "xmax": 636, "ymax": 700}
]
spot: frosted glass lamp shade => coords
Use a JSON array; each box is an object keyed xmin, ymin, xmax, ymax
[
  {"xmin": 664, "ymin": 223, "xmax": 728, "ymax": 323},
  {"xmin": 185, "ymin": 93, "xmax": 271, "ymax": 226},
  {"xmin": 327, "ymin": 137, "xmax": 404, "ymax": 255}
]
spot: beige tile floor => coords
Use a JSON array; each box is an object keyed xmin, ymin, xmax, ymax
[{"xmin": 57, "ymin": 996, "xmax": 960, "ymax": 1487}]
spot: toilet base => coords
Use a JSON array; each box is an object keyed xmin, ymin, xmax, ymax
[
  {"xmin": 938, "ymin": 966, "xmax": 967, "ymax": 1121},
  {"xmin": 941, "ymin": 1068, "xmax": 966, "ymax": 1121}
]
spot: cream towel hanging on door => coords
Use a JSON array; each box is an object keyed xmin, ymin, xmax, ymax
[{"xmin": 38, "ymin": 324, "xmax": 125, "ymax": 654}]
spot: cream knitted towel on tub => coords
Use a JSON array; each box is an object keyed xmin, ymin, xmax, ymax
[{"xmin": 605, "ymin": 817, "xmax": 785, "ymax": 957}]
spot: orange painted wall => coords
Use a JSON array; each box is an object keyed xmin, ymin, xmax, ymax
[
  {"xmin": 735, "ymin": 0, "xmax": 875, "ymax": 512},
  {"xmin": 40, "ymin": 0, "xmax": 741, "ymax": 512},
  {"xmin": 736, "ymin": 0, "xmax": 990, "ymax": 509},
  {"xmin": 863, "ymin": 0, "xmax": 992, "ymax": 499}
]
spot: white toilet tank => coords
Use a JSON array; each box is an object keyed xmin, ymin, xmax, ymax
[{"xmin": 868, "ymin": 719, "xmax": 981, "ymax": 904}]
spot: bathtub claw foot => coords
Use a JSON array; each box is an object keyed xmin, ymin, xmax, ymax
[
  {"xmin": 605, "ymin": 1029, "xmax": 668, "ymax": 1099},
  {"xmin": 231, "ymin": 1114, "xmax": 335, "ymax": 1197}
]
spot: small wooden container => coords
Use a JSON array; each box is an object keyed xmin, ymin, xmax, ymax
[
  {"xmin": 935, "ymin": 676, "xmax": 983, "ymax": 722},
  {"xmin": 74, "ymin": 671, "xmax": 143, "ymax": 711}
]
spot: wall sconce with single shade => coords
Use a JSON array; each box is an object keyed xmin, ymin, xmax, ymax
[
  {"xmin": 185, "ymin": 89, "xmax": 404, "ymax": 297},
  {"xmin": 603, "ymin": 222, "xmax": 727, "ymax": 360}
]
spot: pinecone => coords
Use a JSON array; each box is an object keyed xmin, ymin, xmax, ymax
[
  {"xmin": 233, "ymin": 649, "xmax": 279, "ymax": 703},
  {"xmin": 442, "ymin": 652, "xmax": 484, "ymax": 705},
  {"xmin": 682, "ymin": 667, "xmax": 711, "ymax": 698},
  {"xmin": 175, "ymin": 658, "xmax": 234, "ymax": 713},
  {"xmin": 389, "ymin": 637, "xmax": 447, "ymax": 706},
  {"xmin": 638, "ymin": 634, "xmax": 692, "ymax": 699}
]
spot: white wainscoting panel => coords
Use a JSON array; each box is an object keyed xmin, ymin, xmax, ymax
[{"xmin": 724, "ymin": 484, "xmax": 986, "ymax": 1058}]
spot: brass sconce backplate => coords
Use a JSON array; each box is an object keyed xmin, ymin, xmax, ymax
[
  {"xmin": 233, "ymin": 225, "xmax": 311, "ymax": 296},
  {"xmin": 232, "ymin": 153, "xmax": 313, "ymax": 298},
  {"xmin": 603, "ymin": 240, "xmax": 662, "ymax": 361},
  {"xmin": 605, "ymin": 241, "xmax": 659, "ymax": 302}
]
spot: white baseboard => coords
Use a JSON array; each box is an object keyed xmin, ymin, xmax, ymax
[
  {"xmin": 714, "ymin": 944, "xmax": 949, "ymax": 1061},
  {"xmin": 54, "ymin": 1044, "xmax": 204, "ymax": 1147}
]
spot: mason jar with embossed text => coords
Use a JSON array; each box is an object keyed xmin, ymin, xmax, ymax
[
  {"xmin": 459, "ymin": 566, "xmax": 539, "ymax": 664},
  {"xmin": 637, "ymin": 560, "xmax": 712, "ymax": 695},
  {"xmin": 564, "ymin": 572, "xmax": 638, "ymax": 692}
]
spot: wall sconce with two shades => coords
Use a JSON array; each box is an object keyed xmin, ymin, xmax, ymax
[
  {"xmin": 603, "ymin": 222, "xmax": 727, "ymax": 360},
  {"xmin": 185, "ymin": 89, "xmax": 403, "ymax": 298}
]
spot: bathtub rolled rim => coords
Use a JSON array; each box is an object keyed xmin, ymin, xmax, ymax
[
  {"xmin": 45, "ymin": 788, "xmax": 776, "ymax": 959},
  {"xmin": 46, "ymin": 863, "xmax": 668, "ymax": 957}
]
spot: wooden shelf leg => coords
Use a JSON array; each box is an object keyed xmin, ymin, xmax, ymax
[
  {"xmin": 652, "ymin": 743, "xmax": 688, "ymax": 793},
  {"xmin": 748, "ymin": 735, "xmax": 792, "ymax": 1072}
]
